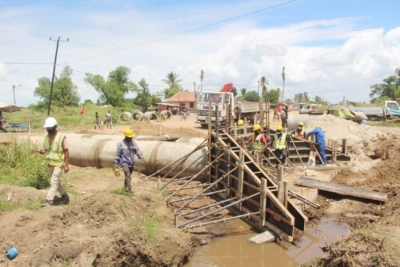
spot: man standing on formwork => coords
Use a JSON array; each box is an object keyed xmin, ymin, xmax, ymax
[{"xmin": 307, "ymin": 127, "xmax": 327, "ymax": 166}]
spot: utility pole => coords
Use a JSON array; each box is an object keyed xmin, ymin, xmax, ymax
[
  {"xmin": 1, "ymin": 79, "xmax": 21, "ymax": 105},
  {"xmin": 257, "ymin": 79, "xmax": 260, "ymax": 99},
  {"xmin": 47, "ymin": 36, "xmax": 69, "ymax": 116}
]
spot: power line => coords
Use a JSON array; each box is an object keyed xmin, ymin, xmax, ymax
[
  {"xmin": 2, "ymin": 62, "xmax": 52, "ymax": 65},
  {"xmin": 67, "ymin": 0, "xmax": 299, "ymax": 63}
]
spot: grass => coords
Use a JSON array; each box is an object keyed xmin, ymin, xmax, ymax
[
  {"xmin": 0, "ymin": 199, "xmax": 43, "ymax": 212},
  {"xmin": 139, "ymin": 215, "xmax": 163, "ymax": 241},
  {"xmin": 110, "ymin": 187, "xmax": 133, "ymax": 196},
  {"xmin": 369, "ymin": 121, "xmax": 400, "ymax": 127}
]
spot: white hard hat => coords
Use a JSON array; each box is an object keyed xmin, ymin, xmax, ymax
[{"xmin": 43, "ymin": 117, "xmax": 58, "ymax": 128}]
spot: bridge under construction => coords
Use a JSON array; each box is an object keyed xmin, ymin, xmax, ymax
[{"xmin": 149, "ymin": 112, "xmax": 351, "ymax": 243}]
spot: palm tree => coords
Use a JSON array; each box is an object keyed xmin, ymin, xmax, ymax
[
  {"xmin": 259, "ymin": 76, "xmax": 269, "ymax": 100},
  {"xmin": 162, "ymin": 72, "xmax": 182, "ymax": 89}
]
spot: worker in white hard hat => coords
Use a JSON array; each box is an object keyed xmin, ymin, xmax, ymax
[
  {"xmin": 39, "ymin": 117, "xmax": 70, "ymax": 207},
  {"xmin": 114, "ymin": 128, "xmax": 146, "ymax": 193}
]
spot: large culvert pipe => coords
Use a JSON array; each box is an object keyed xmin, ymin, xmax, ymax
[
  {"xmin": 132, "ymin": 111, "xmax": 143, "ymax": 121},
  {"xmin": 142, "ymin": 111, "xmax": 159, "ymax": 121},
  {"xmin": 119, "ymin": 112, "xmax": 132, "ymax": 122},
  {"xmin": 160, "ymin": 110, "xmax": 172, "ymax": 120},
  {"xmin": 24, "ymin": 135, "xmax": 208, "ymax": 177}
]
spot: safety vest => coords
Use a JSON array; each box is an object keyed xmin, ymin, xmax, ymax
[
  {"xmin": 44, "ymin": 133, "xmax": 65, "ymax": 167},
  {"xmin": 252, "ymin": 134, "xmax": 263, "ymax": 153},
  {"xmin": 294, "ymin": 129, "xmax": 305, "ymax": 138},
  {"xmin": 273, "ymin": 133, "xmax": 286, "ymax": 149}
]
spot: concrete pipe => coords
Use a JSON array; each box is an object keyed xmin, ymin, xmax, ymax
[
  {"xmin": 132, "ymin": 111, "xmax": 143, "ymax": 121},
  {"xmin": 142, "ymin": 111, "xmax": 159, "ymax": 121},
  {"xmin": 176, "ymin": 137, "xmax": 207, "ymax": 146},
  {"xmin": 160, "ymin": 110, "xmax": 172, "ymax": 120},
  {"xmin": 23, "ymin": 134, "xmax": 208, "ymax": 177},
  {"xmin": 286, "ymin": 113, "xmax": 326, "ymax": 130},
  {"xmin": 119, "ymin": 112, "xmax": 133, "ymax": 122}
]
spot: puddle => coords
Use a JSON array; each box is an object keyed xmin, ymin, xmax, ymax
[{"xmin": 184, "ymin": 217, "xmax": 348, "ymax": 267}]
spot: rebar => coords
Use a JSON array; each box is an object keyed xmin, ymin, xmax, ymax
[
  {"xmin": 169, "ymin": 189, "xmax": 227, "ymax": 204},
  {"xmin": 177, "ymin": 197, "xmax": 237, "ymax": 217},
  {"xmin": 183, "ymin": 212, "xmax": 260, "ymax": 230}
]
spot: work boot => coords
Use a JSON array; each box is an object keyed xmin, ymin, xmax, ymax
[
  {"xmin": 41, "ymin": 200, "xmax": 53, "ymax": 207},
  {"xmin": 61, "ymin": 193, "xmax": 70, "ymax": 204}
]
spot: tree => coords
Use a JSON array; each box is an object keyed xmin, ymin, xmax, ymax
[
  {"xmin": 85, "ymin": 66, "xmax": 137, "ymax": 106},
  {"xmin": 259, "ymin": 76, "xmax": 269, "ymax": 100},
  {"xmin": 134, "ymin": 79, "xmax": 152, "ymax": 112},
  {"xmin": 34, "ymin": 65, "xmax": 80, "ymax": 108},
  {"xmin": 162, "ymin": 72, "xmax": 183, "ymax": 99},
  {"xmin": 263, "ymin": 88, "xmax": 281, "ymax": 104},
  {"xmin": 243, "ymin": 91, "xmax": 260, "ymax": 101},
  {"xmin": 369, "ymin": 68, "xmax": 400, "ymax": 103},
  {"xmin": 240, "ymin": 88, "xmax": 247, "ymax": 97}
]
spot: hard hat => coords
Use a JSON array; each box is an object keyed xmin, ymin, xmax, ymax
[
  {"xmin": 237, "ymin": 119, "xmax": 244, "ymax": 125},
  {"xmin": 276, "ymin": 125, "xmax": 283, "ymax": 131},
  {"xmin": 253, "ymin": 124, "xmax": 261, "ymax": 131},
  {"xmin": 298, "ymin": 121, "xmax": 304, "ymax": 126},
  {"xmin": 43, "ymin": 117, "xmax": 58, "ymax": 128},
  {"xmin": 123, "ymin": 128, "xmax": 135, "ymax": 138}
]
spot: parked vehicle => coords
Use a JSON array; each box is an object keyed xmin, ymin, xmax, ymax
[
  {"xmin": 298, "ymin": 103, "xmax": 324, "ymax": 115},
  {"xmin": 196, "ymin": 83, "xmax": 266, "ymax": 128},
  {"xmin": 349, "ymin": 101, "xmax": 400, "ymax": 121}
]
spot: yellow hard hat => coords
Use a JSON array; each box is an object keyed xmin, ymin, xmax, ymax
[
  {"xmin": 123, "ymin": 128, "xmax": 135, "ymax": 137},
  {"xmin": 298, "ymin": 121, "xmax": 304, "ymax": 126},
  {"xmin": 253, "ymin": 124, "xmax": 261, "ymax": 131},
  {"xmin": 237, "ymin": 119, "xmax": 244, "ymax": 125},
  {"xmin": 276, "ymin": 125, "xmax": 283, "ymax": 131}
]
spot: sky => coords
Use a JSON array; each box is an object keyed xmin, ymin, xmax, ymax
[{"xmin": 0, "ymin": 0, "xmax": 399, "ymax": 107}]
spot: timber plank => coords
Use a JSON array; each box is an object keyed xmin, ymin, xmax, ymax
[{"xmin": 295, "ymin": 176, "xmax": 387, "ymax": 202}]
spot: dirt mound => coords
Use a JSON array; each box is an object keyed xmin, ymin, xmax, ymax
[
  {"xmin": 305, "ymin": 138, "xmax": 400, "ymax": 266},
  {"xmin": 0, "ymin": 177, "xmax": 194, "ymax": 267}
]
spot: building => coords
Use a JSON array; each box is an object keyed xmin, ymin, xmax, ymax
[{"xmin": 166, "ymin": 92, "xmax": 196, "ymax": 111}]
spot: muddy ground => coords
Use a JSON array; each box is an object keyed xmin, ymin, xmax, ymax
[{"xmin": 1, "ymin": 114, "xmax": 400, "ymax": 266}]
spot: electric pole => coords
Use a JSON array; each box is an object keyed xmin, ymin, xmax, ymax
[
  {"xmin": 47, "ymin": 36, "xmax": 69, "ymax": 116},
  {"xmin": 281, "ymin": 67, "xmax": 286, "ymax": 101}
]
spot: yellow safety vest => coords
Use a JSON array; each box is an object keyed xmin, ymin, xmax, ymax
[
  {"xmin": 44, "ymin": 133, "xmax": 65, "ymax": 167},
  {"xmin": 273, "ymin": 133, "xmax": 286, "ymax": 149},
  {"xmin": 252, "ymin": 134, "xmax": 263, "ymax": 153}
]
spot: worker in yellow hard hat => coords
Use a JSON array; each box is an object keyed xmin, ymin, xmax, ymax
[
  {"xmin": 237, "ymin": 119, "xmax": 244, "ymax": 126},
  {"xmin": 114, "ymin": 128, "xmax": 146, "ymax": 193},
  {"xmin": 291, "ymin": 121, "xmax": 307, "ymax": 139},
  {"xmin": 244, "ymin": 124, "xmax": 269, "ymax": 155},
  {"xmin": 270, "ymin": 125, "xmax": 288, "ymax": 167}
]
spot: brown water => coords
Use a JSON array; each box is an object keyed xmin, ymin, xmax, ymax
[{"xmin": 185, "ymin": 217, "xmax": 348, "ymax": 267}]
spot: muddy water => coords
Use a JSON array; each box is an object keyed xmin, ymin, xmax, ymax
[{"xmin": 185, "ymin": 218, "xmax": 348, "ymax": 267}]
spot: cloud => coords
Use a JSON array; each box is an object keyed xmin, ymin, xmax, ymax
[{"xmin": 0, "ymin": 2, "xmax": 399, "ymax": 107}]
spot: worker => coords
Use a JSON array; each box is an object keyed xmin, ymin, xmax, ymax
[
  {"xmin": 39, "ymin": 117, "xmax": 70, "ymax": 207},
  {"xmin": 291, "ymin": 121, "xmax": 307, "ymax": 139},
  {"xmin": 237, "ymin": 119, "xmax": 244, "ymax": 126},
  {"xmin": 105, "ymin": 110, "xmax": 113, "ymax": 129},
  {"xmin": 114, "ymin": 128, "xmax": 146, "ymax": 193},
  {"xmin": 0, "ymin": 110, "xmax": 4, "ymax": 132},
  {"xmin": 307, "ymin": 126, "xmax": 327, "ymax": 165},
  {"xmin": 270, "ymin": 125, "xmax": 288, "ymax": 167},
  {"xmin": 94, "ymin": 112, "xmax": 100, "ymax": 129},
  {"xmin": 273, "ymin": 107, "xmax": 279, "ymax": 121},
  {"xmin": 245, "ymin": 124, "xmax": 269, "ymax": 155},
  {"xmin": 280, "ymin": 109, "xmax": 287, "ymax": 129}
]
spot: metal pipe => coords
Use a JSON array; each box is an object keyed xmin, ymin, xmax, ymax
[
  {"xmin": 183, "ymin": 212, "xmax": 260, "ymax": 230},
  {"xmin": 177, "ymin": 197, "xmax": 236, "ymax": 217},
  {"xmin": 168, "ymin": 189, "xmax": 227, "ymax": 204}
]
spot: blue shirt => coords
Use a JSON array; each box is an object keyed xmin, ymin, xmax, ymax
[
  {"xmin": 114, "ymin": 139, "xmax": 143, "ymax": 167},
  {"xmin": 307, "ymin": 128, "xmax": 325, "ymax": 145}
]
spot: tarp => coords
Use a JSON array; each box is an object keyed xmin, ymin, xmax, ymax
[
  {"xmin": 0, "ymin": 102, "xmax": 21, "ymax": 112},
  {"xmin": 327, "ymin": 108, "xmax": 355, "ymax": 119}
]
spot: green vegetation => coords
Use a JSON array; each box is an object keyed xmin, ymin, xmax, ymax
[
  {"xmin": 139, "ymin": 215, "xmax": 163, "ymax": 241},
  {"xmin": 162, "ymin": 72, "xmax": 183, "ymax": 99},
  {"xmin": 0, "ymin": 140, "xmax": 49, "ymax": 189},
  {"xmin": 369, "ymin": 68, "xmax": 400, "ymax": 103},
  {"xmin": 110, "ymin": 187, "xmax": 133, "ymax": 196},
  {"xmin": 0, "ymin": 198, "xmax": 42, "ymax": 212}
]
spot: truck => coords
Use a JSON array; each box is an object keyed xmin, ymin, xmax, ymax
[
  {"xmin": 348, "ymin": 100, "xmax": 400, "ymax": 121},
  {"xmin": 196, "ymin": 83, "xmax": 266, "ymax": 128},
  {"xmin": 298, "ymin": 103, "xmax": 324, "ymax": 115}
]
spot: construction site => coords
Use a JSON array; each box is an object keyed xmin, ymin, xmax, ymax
[{"xmin": 0, "ymin": 106, "xmax": 400, "ymax": 267}]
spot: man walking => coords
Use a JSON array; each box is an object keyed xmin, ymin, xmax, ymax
[
  {"xmin": 114, "ymin": 128, "xmax": 146, "ymax": 193},
  {"xmin": 307, "ymin": 126, "xmax": 327, "ymax": 165},
  {"xmin": 39, "ymin": 117, "xmax": 70, "ymax": 207},
  {"xmin": 105, "ymin": 110, "xmax": 113, "ymax": 129}
]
